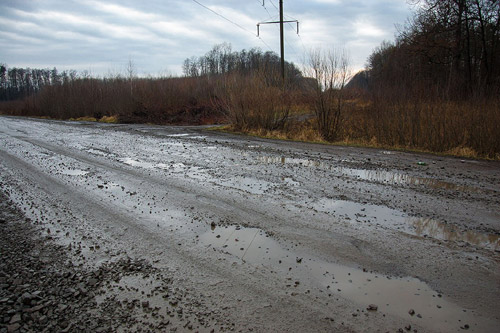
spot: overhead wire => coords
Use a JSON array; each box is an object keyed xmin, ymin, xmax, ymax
[
  {"xmin": 255, "ymin": 0, "xmax": 280, "ymax": 52},
  {"xmin": 268, "ymin": 0, "xmax": 279, "ymax": 11},
  {"xmin": 258, "ymin": 36, "xmax": 276, "ymax": 52},
  {"xmin": 190, "ymin": 0, "xmax": 275, "ymax": 52},
  {"xmin": 261, "ymin": 0, "xmax": 275, "ymax": 21},
  {"xmin": 191, "ymin": 0, "xmax": 254, "ymax": 36}
]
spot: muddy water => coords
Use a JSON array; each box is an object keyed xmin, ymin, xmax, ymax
[
  {"xmin": 313, "ymin": 198, "xmax": 500, "ymax": 251},
  {"xmin": 412, "ymin": 218, "xmax": 500, "ymax": 249},
  {"xmin": 119, "ymin": 157, "xmax": 157, "ymax": 169},
  {"xmin": 200, "ymin": 225, "xmax": 496, "ymax": 332},
  {"xmin": 259, "ymin": 156, "xmax": 484, "ymax": 193},
  {"xmin": 2, "ymin": 118, "xmax": 498, "ymax": 331},
  {"xmin": 118, "ymin": 153, "xmax": 499, "ymax": 251}
]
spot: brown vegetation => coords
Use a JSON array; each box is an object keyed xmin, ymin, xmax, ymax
[
  {"xmin": 214, "ymin": 69, "xmax": 294, "ymax": 131},
  {"xmin": 1, "ymin": 0, "xmax": 499, "ymax": 159},
  {"xmin": 0, "ymin": 74, "xmax": 224, "ymax": 125}
]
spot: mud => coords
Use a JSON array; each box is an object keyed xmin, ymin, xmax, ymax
[
  {"xmin": 200, "ymin": 224, "xmax": 496, "ymax": 332},
  {"xmin": 0, "ymin": 116, "xmax": 499, "ymax": 332},
  {"xmin": 0, "ymin": 192, "xmax": 231, "ymax": 333}
]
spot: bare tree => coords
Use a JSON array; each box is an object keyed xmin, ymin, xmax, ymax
[
  {"xmin": 306, "ymin": 47, "xmax": 351, "ymax": 141},
  {"xmin": 126, "ymin": 58, "xmax": 136, "ymax": 96}
]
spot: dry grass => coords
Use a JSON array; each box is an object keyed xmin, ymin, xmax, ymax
[
  {"xmin": 68, "ymin": 115, "xmax": 118, "ymax": 123},
  {"xmin": 444, "ymin": 146, "xmax": 480, "ymax": 159},
  {"xmin": 99, "ymin": 115, "xmax": 118, "ymax": 123},
  {"xmin": 69, "ymin": 116, "xmax": 98, "ymax": 122},
  {"xmin": 219, "ymin": 98, "xmax": 500, "ymax": 161}
]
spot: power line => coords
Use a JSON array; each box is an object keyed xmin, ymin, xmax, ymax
[
  {"xmin": 259, "ymin": 0, "xmax": 288, "ymax": 54},
  {"xmin": 272, "ymin": 1, "xmax": 307, "ymax": 56},
  {"xmin": 268, "ymin": 0, "xmax": 279, "ymax": 11},
  {"xmin": 296, "ymin": 33, "xmax": 308, "ymax": 54},
  {"xmin": 255, "ymin": 2, "xmax": 285, "ymax": 55},
  {"xmin": 190, "ymin": 0, "xmax": 274, "ymax": 52},
  {"xmin": 275, "ymin": 2, "xmax": 307, "ymax": 57},
  {"xmin": 286, "ymin": 21, "xmax": 307, "ymax": 55},
  {"xmin": 260, "ymin": 0, "xmax": 276, "ymax": 21},
  {"xmin": 258, "ymin": 37, "xmax": 275, "ymax": 52},
  {"xmin": 191, "ymin": 0, "xmax": 254, "ymax": 36}
]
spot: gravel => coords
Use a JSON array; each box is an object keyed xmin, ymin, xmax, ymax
[{"xmin": 0, "ymin": 192, "xmax": 231, "ymax": 332}]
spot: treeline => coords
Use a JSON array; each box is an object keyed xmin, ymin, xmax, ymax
[
  {"xmin": 367, "ymin": 0, "xmax": 500, "ymax": 99},
  {"xmin": 17, "ymin": 75, "xmax": 226, "ymax": 125},
  {"xmin": 182, "ymin": 42, "xmax": 302, "ymax": 80},
  {"xmin": 0, "ymin": 65, "xmax": 76, "ymax": 101},
  {"xmin": 342, "ymin": 0, "xmax": 499, "ymax": 158},
  {"xmin": 0, "ymin": 44, "xmax": 305, "ymax": 126}
]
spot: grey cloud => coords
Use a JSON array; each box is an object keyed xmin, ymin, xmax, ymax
[{"xmin": 0, "ymin": 0, "xmax": 412, "ymax": 75}]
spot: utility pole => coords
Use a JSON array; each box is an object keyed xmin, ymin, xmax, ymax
[
  {"xmin": 257, "ymin": 0, "xmax": 299, "ymax": 81},
  {"xmin": 279, "ymin": 0, "xmax": 285, "ymax": 81}
]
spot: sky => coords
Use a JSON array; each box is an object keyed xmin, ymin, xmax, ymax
[{"xmin": 0, "ymin": 0, "xmax": 414, "ymax": 76}]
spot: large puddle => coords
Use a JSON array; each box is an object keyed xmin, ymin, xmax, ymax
[
  {"xmin": 412, "ymin": 218, "xmax": 500, "ymax": 249},
  {"xmin": 200, "ymin": 225, "xmax": 497, "ymax": 332},
  {"xmin": 259, "ymin": 156, "xmax": 485, "ymax": 193},
  {"xmin": 313, "ymin": 198, "xmax": 499, "ymax": 251}
]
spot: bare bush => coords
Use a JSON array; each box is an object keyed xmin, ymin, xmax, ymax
[
  {"xmin": 306, "ymin": 47, "xmax": 351, "ymax": 141},
  {"xmin": 215, "ymin": 68, "xmax": 291, "ymax": 131}
]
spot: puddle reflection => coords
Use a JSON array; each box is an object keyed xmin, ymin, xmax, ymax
[
  {"xmin": 258, "ymin": 156, "xmax": 482, "ymax": 193},
  {"xmin": 314, "ymin": 198, "xmax": 499, "ymax": 251},
  {"xmin": 200, "ymin": 225, "xmax": 496, "ymax": 332},
  {"xmin": 413, "ymin": 218, "xmax": 500, "ymax": 250}
]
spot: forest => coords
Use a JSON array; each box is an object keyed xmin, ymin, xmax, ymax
[{"xmin": 0, "ymin": 0, "xmax": 499, "ymax": 158}]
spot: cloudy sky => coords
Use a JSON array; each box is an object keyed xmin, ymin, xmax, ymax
[{"xmin": 0, "ymin": 0, "xmax": 414, "ymax": 76}]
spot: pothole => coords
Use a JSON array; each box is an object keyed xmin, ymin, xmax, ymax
[
  {"xmin": 412, "ymin": 218, "xmax": 500, "ymax": 249},
  {"xmin": 313, "ymin": 198, "xmax": 499, "ymax": 251},
  {"xmin": 258, "ymin": 156, "xmax": 486, "ymax": 193},
  {"xmin": 200, "ymin": 225, "xmax": 497, "ymax": 332}
]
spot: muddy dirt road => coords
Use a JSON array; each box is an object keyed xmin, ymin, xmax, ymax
[{"xmin": 0, "ymin": 116, "xmax": 499, "ymax": 332}]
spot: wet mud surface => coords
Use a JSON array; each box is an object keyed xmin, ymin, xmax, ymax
[{"xmin": 0, "ymin": 116, "xmax": 499, "ymax": 332}]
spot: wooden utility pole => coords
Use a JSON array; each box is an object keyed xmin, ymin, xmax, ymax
[
  {"xmin": 257, "ymin": 0, "xmax": 299, "ymax": 81},
  {"xmin": 279, "ymin": 0, "xmax": 285, "ymax": 81}
]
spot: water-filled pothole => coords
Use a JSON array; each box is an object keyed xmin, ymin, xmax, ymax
[
  {"xmin": 258, "ymin": 156, "xmax": 484, "ymax": 193},
  {"xmin": 215, "ymin": 176, "xmax": 274, "ymax": 195},
  {"xmin": 119, "ymin": 157, "xmax": 157, "ymax": 169},
  {"xmin": 200, "ymin": 225, "xmax": 497, "ymax": 332},
  {"xmin": 313, "ymin": 198, "xmax": 499, "ymax": 251},
  {"xmin": 166, "ymin": 133, "xmax": 190, "ymax": 137},
  {"xmin": 412, "ymin": 218, "xmax": 500, "ymax": 249}
]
